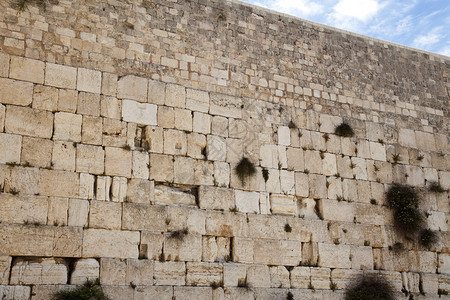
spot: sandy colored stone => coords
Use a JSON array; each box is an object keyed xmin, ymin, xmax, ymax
[
  {"xmin": 173, "ymin": 156, "xmax": 195, "ymax": 185},
  {"xmin": 290, "ymin": 267, "xmax": 311, "ymax": 288},
  {"xmin": 330, "ymin": 268, "xmax": 361, "ymax": 290},
  {"xmin": 10, "ymin": 258, "xmax": 67, "ymax": 285},
  {"xmin": 102, "ymin": 73, "xmax": 118, "ymax": 97},
  {"xmin": 122, "ymin": 203, "xmax": 167, "ymax": 231},
  {"xmin": 154, "ymin": 185, "xmax": 196, "ymax": 206},
  {"xmin": 270, "ymin": 194, "xmax": 297, "ymax": 216},
  {"xmin": 0, "ymin": 133, "xmax": 22, "ymax": 164},
  {"xmin": 140, "ymin": 231, "xmax": 164, "ymax": 260},
  {"xmin": 163, "ymin": 129, "xmax": 187, "ymax": 155},
  {"xmin": 207, "ymin": 134, "xmax": 226, "ymax": 161},
  {"xmin": 174, "ymin": 108, "xmax": 192, "ymax": 131},
  {"xmin": 21, "ymin": 136, "xmax": 52, "ymax": 168},
  {"xmin": 186, "ymin": 88, "xmax": 209, "ymax": 112},
  {"xmin": 89, "ymin": 200, "xmax": 121, "ymax": 230},
  {"xmin": 247, "ymin": 265, "xmax": 270, "ymax": 288},
  {"xmin": 52, "ymin": 141, "xmax": 76, "ymax": 171},
  {"xmin": 0, "ymin": 256, "xmax": 11, "ymax": 285},
  {"xmin": 10, "ymin": 56, "xmax": 45, "ymax": 83},
  {"xmin": 0, "ymin": 53, "xmax": 9, "ymax": 77},
  {"xmin": 77, "ymin": 68, "xmax": 101, "ymax": 94},
  {"xmin": 199, "ymin": 185, "xmax": 235, "ymax": 211},
  {"xmin": 149, "ymin": 153, "xmax": 174, "ymax": 182},
  {"xmin": 45, "ymin": 63, "xmax": 77, "ymax": 89},
  {"xmin": 270, "ymin": 266, "xmax": 290, "ymax": 288},
  {"xmin": 47, "ymin": 197, "xmax": 68, "ymax": 226},
  {"xmin": 38, "ymin": 169, "xmax": 79, "ymax": 198},
  {"xmin": 310, "ymin": 267, "xmax": 331, "ymax": 289},
  {"xmin": 67, "ymin": 199, "xmax": 89, "ymax": 227},
  {"xmin": 101, "ymin": 95, "xmax": 121, "ymax": 119},
  {"xmin": 104, "ymin": 147, "xmax": 132, "ymax": 177},
  {"xmin": 78, "ymin": 92, "xmax": 100, "ymax": 116},
  {"xmin": 70, "ymin": 258, "xmax": 100, "ymax": 284},
  {"xmin": 235, "ymin": 190, "xmax": 259, "ymax": 213},
  {"xmin": 0, "ymin": 194, "xmax": 47, "ymax": 225},
  {"xmin": 164, "ymin": 233, "xmax": 202, "ymax": 262},
  {"xmin": 165, "ymin": 84, "xmax": 185, "ymax": 108},
  {"xmin": 58, "ymin": 89, "xmax": 78, "ymax": 113},
  {"xmin": 5, "ymin": 106, "xmax": 53, "ymax": 138},
  {"xmin": 32, "ymin": 85, "xmax": 58, "ymax": 111},
  {"xmin": 148, "ymin": 79, "xmax": 166, "ymax": 105},
  {"xmin": 122, "ymin": 99, "xmax": 157, "ymax": 125},
  {"xmin": 83, "ymin": 229, "xmax": 140, "ymax": 258},
  {"xmin": 75, "ymin": 144, "xmax": 104, "ymax": 174},
  {"xmin": 117, "ymin": 75, "xmax": 148, "ymax": 102},
  {"xmin": 100, "ymin": 258, "xmax": 126, "ymax": 285},
  {"xmin": 126, "ymin": 179, "xmax": 154, "ymax": 204},
  {"xmin": 186, "ymin": 262, "xmax": 222, "ymax": 286},
  {"xmin": 154, "ymin": 261, "xmax": 186, "ymax": 286},
  {"xmin": 53, "ymin": 112, "xmax": 82, "ymax": 142},
  {"xmin": 82, "ymin": 116, "xmax": 102, "ymax": 145}
]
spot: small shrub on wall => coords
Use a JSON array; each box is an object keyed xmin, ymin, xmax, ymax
[
  {"xmin": 235, "ymin": 157, "xmax": 256, "ymax": 185},
  {"xmin": 335, "ymin": 122, "xmax": 354, "ymax": 137},
  {"xmin": 346, "ymin": 275, "xmax": 394, "ymax": 300}
]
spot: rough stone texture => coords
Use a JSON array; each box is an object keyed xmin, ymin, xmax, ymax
[
  {"xmin": 45, "ymin": 63, "xmax": 77, "ymax": 89},
  {"xmin": 70, "ymin": 258, "xmax": 100, "ymax": 284},
  {"xmin": 82, "ymin": 229, "xmax": 140, "ymax": 258},
  {"xmin": 10, "ymin": 56, "xmax": 45, "ymax": 84},
  {"xmin": 122, "ymin": 100, "xmax": 157, "ymax": 125},
  {"xmin": 199, "ymin": 186, "xmax": 235, "ymax": 211},
  {"xmin": 10, "ymin": 258, "xmax": 67, "ymax": 285},
  {"xmin": 117, "ymin": 75, "xmax": 148, "ymax": 102},
  {"xmin": 154, "ymin": 261, "xmax": 186, "ymax": 286},
  {"xmin": 5, "ymin": 106, "xmax": 53, "ymax": 138}
]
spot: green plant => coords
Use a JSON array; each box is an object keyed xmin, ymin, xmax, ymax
[
  {"xmin": 9, "ymin": 188, "xmax": 19, "ymax": 195},
  {"xmin": 54, "ymin": 279, "xmax": 105, "ymax": 300},
  {"xmin": 335, "ymin": 122, "xmax": 354, "ymax": 137},
  {"xmin": 169, "ymin": 228, "xmax": 189, "ymax": 241},
  {"xmin": 17, "ymin": 0, "xmax": 49, "ymax": 11},
  {"xmin": 229, "ymin": 207, "xmax": 238, "ymax": 213},
  {"xmin": 393, "ymin": 206, "xmax": 424, "ymax": 235},
  {"xmin": 386, "ymin": 184, "xmax": 419, "ymax": 210},
  {"xmin": 378, "ymin": 139, "xmax": 384, "ymax": 145},
  {"xmin": 288, "ymin": 121, "xmax": 297, "ymax": 129},
  {"xmin": 308, "ymin": 283, "xmax": 315, "ymax": 290},
  {"xmin": 323, "ymin": 133, "xmax": 329, "ymax": 142},
  {"xmin": 235, "ymin": 157, "xmax": 256, "ymax": 184},
  {"xmin": 304, "ymin": 169, "xmax": 310, "ymax": 174},
  {"xmin": 416, "ymin": 154, "xmax": 424, "ymax": 161},
  {"xmin": 428, "ymin": 181, "xmax": 446, "ymax": 193},
  {"xmin": 370, "ymin": 199, "xmax": 377, "ymax": 205},
  {"xmin": 350, "ymin": 162, "xmax": 356, "ymax": 169},
  {"xmin": 217, "ymin": 12, "xmax": 226, "ymax": 20},
  {"xmin": 285, "ymin": 223, "xmax": 292, "ymax": 233},
  {"xmin": 262, "ymin": 168, "xmax": 269, "ymax": 182},
  {"xmin": 298, "ymin": 131, "xmax": 303, "ymax": 138},
  {"xmin": 345, "ymin": 275, "xmax": 394, "ymax": 300},
  {"xmin": 320, "ymin": 151, "xmax": 325, "ymax": 159},
  {"xmin": 419, "ymin": 229, "xmax": 438, "ymax": 249},
  {"xmin": 438, "ymin": 289, "xmax": 448, "ymax": 296},
  {"xmin": 287, "ymin": 291, "xmax": 294, "ymax": 300},
  {"xmin": 210, "ymin": 281, "xmax": 222, "ymax": 289},
  {"xmin": 237, "ymin": 278, "xmax": 248, "ymax": 288},
  {"xmin": 122, "ymin": 144, "xmax": 131, "ymax": 151},
  {"xmin": 364, "ymin": 240, "xmax": 370, "ymax": 246},
  {"xmin": 392, "ymin": 153, "xmax": 401, "ymax": 164},
  {"xmin": 330, "ymin": 282, "xmax": 337, "ymax": 291}
]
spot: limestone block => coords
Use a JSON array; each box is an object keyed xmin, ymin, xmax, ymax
[
  {"xmin": 10, "ymin": 258, "xmax": 67, "ymax": 285},
  {"xmin": 0, "ymin": 256, "xmax": 11, "ymax": 285},
  {"xmin": 304, "ymin": 150, "xmax": 322, "ymax": 174},
  {"xmin": 235, "ymin": 190, "xmax": 259, "ymax": 213},
  {"xmin": 131, "ymin": 151, "xmax": 148, "ymax": 179},
  {"xmin": 126, "ymin": 258, "xmax": 153, "ymax": 286},
  {"xmin": 327, "ymin": 177, "xmax": 343, "ymax": 200},
  {"xmin": 416, "ymin": 131, "xmax": 436, "ymax": 151},
  {"xmin": 352, "ymin": 157, "xmax": 368, "ymax": 180},
  {"xmin": 286, "ymin": 147, "xmax": 304, "ymax": 171},
  {"xmin": 77, "ymin": 68, "xmax": 101, "ymax": 94},
  {"xmin": 32, "ymin": 85, "xmax": 58, "ymax": 111},
  {"xmin": 186, "ymin": 88, "xmax": 210, "ymax": 112},
  {"xmin": 369, "ymin": 141, "xmax": 386, "ymax": 161},
  {"xmin": 310, "ymin": 267, "xmax": 331, "ymax": 290},
  {"xmin": 260, "ymin": 144, "xmax": 279, "ymax": 169},
  {"xmin": 260, "ymin": 193, "xmax": 271, "ymax": 215},
  {"xmin": 294, "ymin": 172, "xmax": 309, "ymax": 197},
  {"xmin": 21, "ymin": 136, "xmax": 52, "ymax": 168},
  {"xmin": 134, "ymin": 286, "xmax": 173, "ymax": 300},
  {"xmin": 167, "ymin": 206, "xmax": 205, "ymax": 235},
  {"xmin": 318, "ymin": 243, "xmax": 351, "ymax": 269},
  {"xmin": 88, "ymin": 201, "xmax": 121, "ymax": 230},
  {"xmin": 290, "ymin": 267, "xmax": 310, "ymax": 288},
  {"xmin": 75, "ymin": 144, "xmax": 104, "ymax": 174},
  {"xmin": 122, "ymin": 203, "xmax": 167, "ymax": 231},
  {"xmin": 154, "ymin": 261, "xmax": 186, "ymax": 285},
  {"xmin": 164, "ymin": 233, "xmax": 202, "ymax": 262},
  {"xmin": 202, "ymin": 236, "xmax": 229, "ymax": 262},
  {"xmin": 254, "ymin": 239, "xmax": 282, "ymax": 265},
  {"xmin": 174, "ymin": 108, "xmax": 192, "ymax": 131},
  {"xmin": 404, "ymin": 165, "xmax": 425, "ymax": 186},
  {"xmin": 155, "ymin": 185, "xmax": 196, "ymax": 206},
  {"xmin": 83, "ymin": 229, "xmax": 140, "ymax": 258},
  {"xmin": 47, "ymin": 197, "xmax": 68, "ymax": 226},
  {"xmin": 100, "ymin": 96, "xmax": 121, "ymax": 120},
  {"xmin": 50, "ymin": 141, "xmax": 75, "ymax": 171},
  {"xmin": 58, "ymin": 89, "xmax": 78, "ymax": 113},
  {"xmin": 232, "ymin": 237, "xmax": 254, "ymax": 263},
  {"xmin": 164, "ymin": 129, "xmax": 187, "ymax": 155},
  {"xmin": 226, "ymin": 138, "xmax": 244, "ymax": 164},
  {"xmin": 356, "ymin": 140, "xmax": 371, "ymax": 159},
  {"xmin": 270, "ymin": 266, "xmax": 290, "ymax": 288},
  {"xmin": 174, "ymin": 287, "xmax": 212, "ymax": 300},
  {"xmin": 330, "ymin": 269, "xmax": 361, "ymax": 290},
  {"xmin": 214, "ymin": 161, "xmax": 230, "ymax": 187},
  {"xmin": 278, "ymin": 126, "xmax": 290, "ymax": 146},
  {"xmin": 122, "ymin": 99, "xmax": 157, "ymax": 125},
  {"xmin": 81, "ymin": 116, "xmax": 102, "ymax": 145},
  {"xmin": 39, "ymin": 169, "xmax": 79, "ymax": 198},
  {"xmin": 207, "ymin": 135, "xmax": 226, "ymax": 161},
  {"xmin": 0, "ymin": 104, "xmax": 4, "ymax": 132},
  {"xmin": 439, "ymin": 171, "xmax": 450, "ymax": 189},
  {"xmin": 308, "ymin": 174, "xmax": 327, "ymax": 199},
  {"xmin": 246, "ymin": 265, "xmax": 270, "ymax": 288},
  {"xmin": 342, "ymin": 179, "xmax": 358, "ymax": 203},
  {"xmin": 194, "ymin": 160, "xmax": 214, "ymax": 186},
  {"xmin": 165, "ymin": 84, "xmax": 185, "ymax": 108},
  {"xmin": 205, "ymin": 211, "xmax": 248, "ymax": 237},
  {"xmin": 0, "ymin": 133, "xmax": 21, "ymax": 164},
  {"xmin": 427, "ymin": 211, "xmax": 447, "ymax": 231},
  {"xmin": 53, "ymin": 226, "xmax": 83, "ymax": 257},
  {"xmin": 223, "ymin": 263, "xmax": 246, "ymax": 287},
  {"xmin": 117, "ymin": 75, "xmax": 148, "ymax": 102},
  {"xmin": 101, "ymin": 73, "xmax": 117, "ymax": 97},
  {"xmin": 0, "ymin": 194, "xmax": 47, "ymax": 225},
  {"xmin": 199, "ymin": 186, "xmax": 235, "ymax": 211},
  {"xmin": 421, "ymin": 273, "xmax": 439, "ymax": 294},
  {"xmin": 320, "ymin": 114, "xmax": 342, "ymax": 133},
  {"xmin": 10, "ymin": 56, "xmax": 45, "ymax": 83},
  {"xmin": 0, "ymin": 53, "xmax": 9, "ymax": 77},
  {"xmin": 379, "ymin": 270, "xmax": 403, "ymax": 291},
  {"xmin": 147, "ymin": 79, "xmax": 165, "ymax": 105},
  {"xmin": 4, "ymin": 166, "xmax": 38, "ymax": 195},
  {"xmin": 322, "ymin": 153, "xmax": 337, "ymax": 176},
  {"xmin": 0, "ymin": 78, "xmax": 33, "ymax": 106},
  {"xmin": 409, "ymin": 251, "xmax": 437, "ymax": 273},
  {"xmin": 280, "ymin": 240, "xmax": 302, "ymax": 266},
  {"xmin": 340, "ymin": 138, "xmax": 356, "ymax": 157},
  {"xmin": 210, "ymin": 93, "xmax": 242, "ymax": 118},
  {"xmin": 355, "ymin": 180, "xmax": 371, "ymax": 203},
  {"xmin": 149, "ymin": 154, "xmax": 174, "ymax": 182},
  {"xmin": 173, "ymin": 156, "xmax": 195, "ymax": 185},
  {"xmin": 0, "ymin": 223, "xmax": 53, "ymax": 256},
  {"xmin": 192, "ymin": 112, "xmax": 211, "ymax": 134},
  {"xmin": 211, "ymin": 116, "xmax": 229, "ymax": 137},
  {"xmin": 297, "ymin": 198, "xmax": 318, "ymax": 220},
  {"xmin": 319, "ymin": 199, "xmax": 354, "ymax": 222},
  {"xmin": 350, "ymin": 246, "xmax": 373, "ymax": 270},
  {"xmin": 0, "ymin": 285, "xmax": 31, "ymax": 300},
  {"xmin": 126, "ymin": 179, "xmax": 154, "ymax": 204},
  {"xmin": 70, "ymin": 259, "xmax": 100, "ymax": 284},
  {"xmin": 270, "ymin": 194, "xmax": 297, "ymax": 216},
  {"xmin": 310, "ymin": 131, "xmax": 326, "ymax": 150},
  {"xmin": 45, "ymin": 63, "xmax": 77, "ymax": 89},
  {"xmin": 143, "ymin": 126, "xmax": 163, "ymax": 153},
  {"xmin": 5, "ymin": 106, "xmax": 53, "ymax": 138},
  {"xmin": 105, "ymin": 147, "xmax": 132, "ymax": 177},
  {"xmin": 187, "ymin": 132, "xmax": 206, "ymax": 159},
  {"xmin": 157, "ymin": 106, "xmax": 174, "ymax": 128},
  {"xmin": 100, "ymin": 258, "xmax": 126, "ymax": 285},
  {"xmin": 373, "ymin": 248, "xmax": 409, "ymax": 272},
  {"xmin": 265, "ymin": 168, "xmax": 281, "ymax": 193},
  {"xmin": 68, "ymin": 199, "xmax": 89, "ymax": 227},
  {"xmin": 140, "ymin": 231, "xmax": 164, "ymax": 260},
  {"xmin": 365, "ymin": 122, "xmax": 384, "ymax": 141},
  {"xmin": 102, "ymin": 286, "xmax": 134, "ymax": 299},
  {"xmin": 280, "ymin": 170, "xmax": 295, "ymax": 194}
]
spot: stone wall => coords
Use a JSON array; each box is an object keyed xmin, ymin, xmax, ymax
[{"xmin": 0, "ymin": 0, "xmax": 448, "ymax": 299}]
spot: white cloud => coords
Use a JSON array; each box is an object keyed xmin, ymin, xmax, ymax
[
  {"xmin": 249, "ymin": 0, "xmax": 324, "ymax": 18},
  {"xmin": 332, "ymin": 0, "xmax": 382, "ymax": 21},
  {"xmin": 412, "ymin": 27, "xmax": 443, "ymax": 49},
  {"xmin": 438, "ymin": 46, "xmax": 450, "ymax": 57}
]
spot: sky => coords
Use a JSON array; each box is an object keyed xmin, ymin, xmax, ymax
[{"xmin": 240, "ymin": 0, "xmax": 450, "ymax": 57}]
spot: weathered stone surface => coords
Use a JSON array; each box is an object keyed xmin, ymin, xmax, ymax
[
  {"xmin": 199, "ymin": 186, "xmax": 235, "ymax": 211},
  {"xmin": 134, "ymin": 286, "xmax": 173, "ymax": 300},
  {"xmin": 185, "ymin": 262, "xmax": 222, "ymax": 286},
  {"xmin": 165, "ymin": 84, "xmax": 185, "ymax": 108},
  {"xmin": 100, "ymin": 258, "xmax": 127, "ymax": 285},
  {"xmin": 210, "ymin": 93, "xmax": 241, "ymax": 118},
  {"xmin": 235, "ymin": 190, "xmax": 259, "ymax": 213},
  {"xmin": 122, "ymin": 99, "xmax": 157, "ymax": 125},
  {"xmin": 5, "ymin": 106, "xmax": 53, "ymax": 138},
  {"xmin": 246, "ymin": 265, "xmax": 270, "ymax": 288},
  {"xmin": 186, "ymin": 88, "xmax": 209, "ymax": 112},
  {"xmin": 127, "ymin": 258, "xmax": 154, "ymax": 286},
  {"xmin": 174, "ymin": 286, "xmax": 212, "ymax": 300},
  {"xmin": 205, "ymin": 211, "xmax": 248, "ymax": 237},
  {"xmin": 164, "ymin": 129, "xmax": 187, "ymax": 155},
  {"xmin": 105, "ymin": 147, "xmax": 132, "ymax": 177},
  {"xmin": 39, "ymin": 169, "xmax": 79, "ymax": 198},
  {"xmin": 154, "ymin": 185, "xmax": 195, "ymax": 206},
  {"xmin": 126, "ymin": 179, "xmax": 154, "ymax": 204},
  {"xmin": 122, "ymin": 203, "xmax": 167, "ymax": 231},
  {"xmin": 0, "ymin": 256, "xmax": 11, "ymax": 285},
  {"xmin": 290, "ymin": 267, "xmax": 311, "ymax": 288},
  {"xmin": 164, "ymin": 233, "xmax": 202, "ymax": 262},
  {"xmin": 0, "ymin": 53, "xmax": 9, "ymax": 77},
  {"xmin": 149, "ymin": 154, "xmax": 174, "ymax": 182},
  {"xmin": 318, "ymin": 243, "xmax": 351, "ymax": 269},
  {"xmin": 173, "ymin": 156, "xmax": 195, "ymax": 185},
  {"xmin": 318, "ymin": 199, "xmax": 354, "ymax": 222},
  {"xmin": 350, "ymin": 246, "xmax": 373, "ymax": 270},
  {"xmin": 154, "ymin": 261, "xmax": 186, "ymax": 286},
  {"xmin": 45, "ymin": 63, "xmax": 77, "ymax": 89},
  {"xmin": 82, "ymin": 229, "xmax": 140, "ymax": 258},
  {"xmin": 0, "ymin": 78, "xmax": 33, "ymax": 106},
  {"xmin": 10, "ymin": 57, "xmax": 45, "ymax": 83},
  {"xmin": 101, "ymin": 95, "xmax": 121, "ymax": 119},
  {"xmin": 270, "ymin": 194, "xmax": 297, "ymax": 216},
  {"xmin": 270, "ymin": 266, "xmax": 290, "ymax": 288},
  {"xmin": 0, "ymin": 133, "xmax": 22, "ymax": 164},
  {"xmin": 89, "ymin": 201, "xmax": 121, "ymax": 230},
  {"xmin": 310, "ymin": 267, "xmax": 331, "ymax": 290},
  {"xmin": 117, "ymin": 75, "xmax": 148, "ymax": 102},
  {"xmin": 0, "ymin": 194, "xmax": 47, "ymax": 225},
  {"xmin": 140, "ymin": 231, "xmax": 164, "ymax": 260},
  {"xmin": 21, "ymin": 136, "xmax": 52, "ymax": 168},
  {"xmin": 148, "ymin": 79, "xmax": 166, "ymax": 105},
  {"xmin": 330, "ymin": 268, "xmax": 361, "ymax": 290},
  {"xmin": 207, "ymin": 135, "xmax": 226, "ymax": 161},
  {"xmin": 81, "ymin": 116, "xmax": 102, "ymax": 145},
  {"xmin": 76, "ymin": 144, "xmax": 104, "ymax": 174},
  {"xmin": 10, "ymin": 258, "xmax": 67, "ymax": 285},
  {"xmin": 52, "ymin": 141, "xmax": 76, "ymax": 171},
  {"xmin": 58, "ymin": 89, "xmax": 78, "ymax": 113},
  {"xmin": 32, "ymin": 85, "xmax": 58, "ymax": 111},
  {"xmin": 70, "ymin": 259, "xmax": 100, "ymax": 284},
  {"xmin": 77, "ymin": 68, "xmax": 101, "ymax": 94}
]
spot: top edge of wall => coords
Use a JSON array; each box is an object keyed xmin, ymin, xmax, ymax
[{"xmin": 229, "ymin": 0, "xmax": 450, "ymax": 61}]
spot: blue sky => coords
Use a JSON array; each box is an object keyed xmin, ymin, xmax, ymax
[{"xmin": 240, "ymin": 0, "xmax": 450, "ymax": 56}]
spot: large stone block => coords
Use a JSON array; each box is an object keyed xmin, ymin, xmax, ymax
[
  {"xmin": 0, "ymin": 78, "xmax": 33, "ymax": 106},
  {"xmin": 143, "ymin": 126, "xmax": 164, "ymax": 153},
  {"xmin": 0, "ymin": 104, "xmax": 4, "ymax": 132},
  {"xmin": 10, "ymin": 258, "xmax": 67, "ymax": 285},
  {"xmin": 58, "ymin": 89, "xmax": 78, "ymax": 113},
  {"xmin": 78, "ymin": 92, "xmax": 100, "ymax": 116},
  {"xmin": 199, "ymin": 186, "xmax": 235, "ymax": 211},
  {"xmin": 232, "ymin": 237, "xmax": 254, "ymax": 263},
  {"xmin": 308, "ymin": 174, "xmax": 327, "ymax": 198},
  {"xmin": 278, "ymin": 126, "xmax": 290, "ymax": 146},
  {"xmin": 122, "ymin": 203, "xmax": 167, "ymax": 232},
  {"xmin": 318, "ymin": 199, "xmax": 354, "ymax": 222},
  {"xmin": 290, "ymin": 267, "xmax": 311, "ymax": 288},
  {"xmin": 134, "ymin": 286, "xmax": 173, "ymax": 300},
  {"xmin": 286, "ymin": 147, "xmax": 304, "ymax": 171},
  {"xmin": 247, "ymin": 265, "xmax": 270, "ymax": 288},
  {"xmin": 122, "ymin": 99, "xmax": 157, "ymax": 125},
  {"xmin": 100, "ymin": 258, "xmax": 126, "ymax": 285},
  {"xmin": 89, "ymin": 201, "xmax": 122, "ymax": 230},
  {"xmin": 207, "ymin": 135, "xmax": 226, "ymax": 161},
  {"xmin": 81, "ymin": 115, "xmax": 102, "ymax": 145},
  {"xmin": 154, "ymin": 185, "xmax": 196, "ymax": 206},
  {"xmin": 104, "ymin": 147, "xmax": 132, "ymax": 177},
  {"xmin": 127, "ymin": 258, "xmax": 154, "ymax": 286},
  {"xmin": 148, "ymin": 79, "xmax": 165, "ymax": 105},
  {"xmin": 254, "ymin": 239, "xmax": 282, "ymax": 265},
  {"xmin": 4, "ymin": 166, "xmax": 38, "ymax": 195},
  {"xmin": 126, "ymin": 179, "xmax": 154, "ymax": 204},
  {"xmin": 186, "ymin": 262, "xmax": 222, "ymax": 286},
  {"xmin": 5, "ymin": 106, "xmax": 53, "ymax": 138},
  {"xmin": 0, "ymin": 194, "xmax": 47, "ymax": 225},
  {"xmin": 39, "ymin": 169, "xmax": 79, "ymax": 198},
  {"xmin": 149, "ymin": 154, "xmax": 174, "ymax": 182},
  {"xmin": 52, "ymin": 141, "xmax": 76, "ymax": 171},
  {"xmin": 165, "ymin": 84, "xmax": 185, "ymax": 108},
  {"xmin": 166, "ymin": 206, "xmax": 206, "ymax": 235},
  {"xmin": 270, "ymin": 194, "xmax": 297, "ymax": 216},
  {"xmin": 154, "ymin": 261, "xmax": 186, "ymax": 285},
  {"xmin": 76, "ymin": 144, "xmax": 104, "ymax": 174},
  {"xmin": 140, "ymin": 231, "xmax": 164, "ymax": 260},
  {"xmin": 409, "ymin": 251, "xmax": 437, "ymax": 273},
  {"xmin": 21, "ymin": 136, "xmax": 52, "ymax": 168},
  {"xmin": 186, "ymin": 88, "xmax": 209, "ymax": 112},
  {"xmin": 163, "ymin": 129, "xmax": 187, "ymax": 155},
  {"xmin": 83, "ymin": 229, "xmax": 140, "ymax": 258},
  {"xmin": 0, "ymin": 256, "xmax": 11, "ymax": 285},
  {"xmin": 235, "ymin": 190, "xmax": 259, "ymax": 213},
  {"xmin": 0, "ymin": 53, "xmax": 9, "ymax": 77},
  {"xmin": 45, "ymin": 63, "xmax": 77, "ymax": 89},
  {"xmin": 210, "ymin": 93, "xmax": 242, "ymax": 118},
  {"xmin": 53, "ymin": 112, "xmax": 82, "ymax": 142},
  {"xmin": 9, "ymin": 56, "xmax": 45, "ymax": 84},
  {"xmin": 70, "ymin": 259, "xmax": 100, "ymax": 284},
  {"xmin": 117, "ymin": 75, "xmax": 148, "ymax": 102},
  {"xmin": 47, "ymin": 197, "xmax": 68, "ymax": 226},
  {"xmin": 68, "ymin": 199, "xmax": 89, "ymax": 227},
  {"xmin": 330, "ymin": 268, "xmax": 361, "ymax": 290},
  {"xmin": 101, "ymin": 95, "xmax": 121, "ymax": 119},
  {"xmin": 223, "ymin": 263, "xmax": 246, "ymax": 287},
  {"xmin": 310, "ymin": 267, "xmax": 331, "ymax": 290},
  {"xmin": 173, "ymin": 156, "xmax": 195, "ymax": 185},
  {"xmin": 270, "ymin": 266, "xmax": 290, "ymax": 288},
  {"xmin": 0, "ymin": 133, "xmax": 22, "ymax": 164},
  {"xmin": 350, "ymin": 246, "xmax": 373, "ymax": 270},
  {"xmin": 164, "ymin": 234, "xmax": 202, "ymax": 262},
  {"xmin": 318, "ymin": 243, "xmax": 351, "ymax": 269},
  {"xmin": 205, "ymin": 211, "xmax": 248, "ymax": 237},
  {"xmin": 77, "ymin": 68, "xmax": 101, "ymax": 94}
]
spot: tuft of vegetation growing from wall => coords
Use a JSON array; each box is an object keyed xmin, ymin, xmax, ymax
[
  {"xmin": 345, "ymin": 275, "xmax": 394, "ymax": 300},
  {"xmin": 428, "ymin": 181, "xmax": 446, "ymax": 193},
  {"xmin": 235, "ymin": 157, "xmax": 256, "ymax": 185},
  {"xmin": 419, "ymin": 229, "xmax": 438, "ymax": 249},
  {"xmin": 54, "ymin": 279, "xmax": 105, "ymax": 300},
  {"xmin": 334, "ymin": 122, "xmax": 354, "ymax": 137}
]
